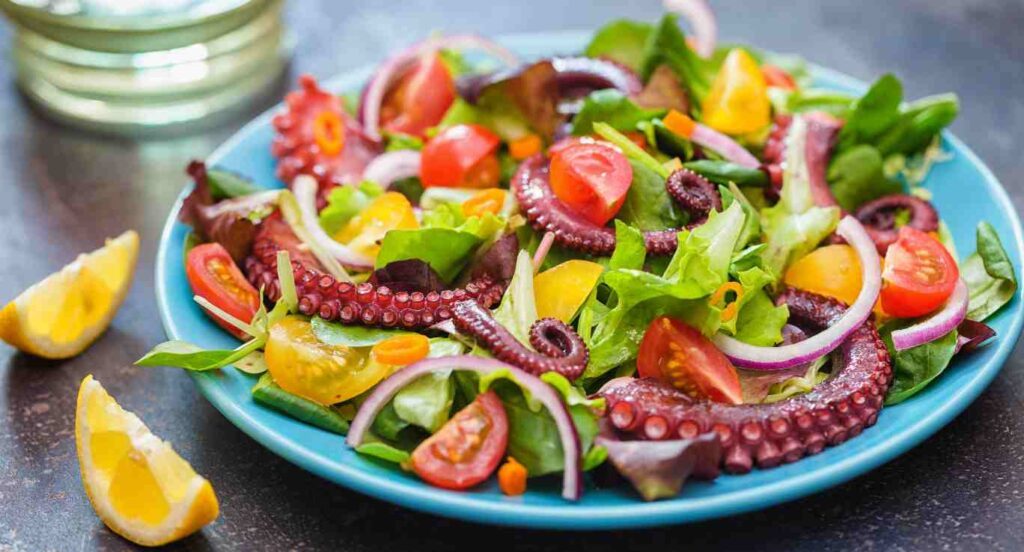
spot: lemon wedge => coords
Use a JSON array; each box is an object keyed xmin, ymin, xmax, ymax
[
  {"xmin": 76, "ymin": 375, "xmax": 219, "ymax": 546},
  {"xmin": 0, "ymin": 230, "xmax": 138, "ymax": 359}
]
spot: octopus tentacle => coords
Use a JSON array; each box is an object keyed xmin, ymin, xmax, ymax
[
  {"xmin": 854, "ymin": 193, "xmax": 940, "ymax": 254},
  {"xmin": 451, "ymin": 300, "xmax": 588, "ymax": 381},
  {"xmin": 242, "ymin": 217, "xmax": 506, "ymax": 329},
  {"xmin": 271, "ymin": 75, "xmax": 380, "ymax": 205},
  {"xmin": 513, "ymin": 155, "xmax": 721, "ymax": 256},
  {"xmin": 598, "ymin": 289, "xmax": 892, "ymax": 474}
]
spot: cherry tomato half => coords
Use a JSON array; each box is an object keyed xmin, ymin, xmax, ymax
[
  {"xmin": 264, "ymin": 316, "xmax": 384, "ymax": 405},
  {"xmin": 880, "ymin": 227, "xmax": 959, "ymax": 318},
  {"xmin": 411, "ymin": 390, "xmax": 508, "ymax": 490},
  {"xmin": 637, "ymin": 316, "xmax": 743, "ymax": 405},
  {"xmin": 549, "ymin": 143, "xmax": 632, "ymax": 226},
  {"xmin": 420, "ymin": 124, "xmax": 501, "ymax": 188},
  {"xmin": 381, "ymin": 52, "xmax": 456, "ymax": 138},
  {"xmin": 761, "ymin": 64, "xmax": 797, "ymax": 91},
  {"xmin": 185, "ymin": 243, "xmax": 260, "ymax": 340}
]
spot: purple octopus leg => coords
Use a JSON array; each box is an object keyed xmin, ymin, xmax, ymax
[
  {"xmin": 242, "ymin": 218, "xmax": 506, "ymax": 329},
  {"xmin": 451, "ymin": 300, "xmax": 589, "ymax": 381},
  {"xmin": 513, "ymin": 155, "xmax": 721, "ymax": 257},
  {"xmin": 599, "ymin": 289, "xmax": 892, "ymax": 474},
  {"xmin": 854, "ymin": 194, "xmax": 940, "ymax": 254}
]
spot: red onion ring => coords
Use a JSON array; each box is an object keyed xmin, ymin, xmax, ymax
[
  {"xmin": 360, "ymin": 35, "xmax": 520, "ymax": 142},
  {"xmin": 362, "ymin": 150, "xmax": 421, "ymax": 189},
  {"xmin": 292, "ymin": 175, "xmax": 374, "ymax": 271},
  {"xmin": 532, "ymin": 231, "xmax": 555, "ymax": 273},
  {"xmin": 663, "ymin": 0, "xmax": 718, "ymax": 58},
  {"xmin": 713, "ymin": 216, "xmax": 882, "ymax": 370},
  {"xmin": 346, "ymin": 355, "xmax": 583, "ymax": 500},
  {"xmin": 891, "ymin": 279, "xmax": 969, "ymax": 351},
  {"xmin": 690, "ymin": 122, "xmax": 760, "ymax": 168}
]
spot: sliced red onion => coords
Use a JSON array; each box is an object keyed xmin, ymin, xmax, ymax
[
  {"xmin": 551, "ymin": 56, "xmax": 643, "ymax": 98},
  {"xmin": 713, "ymin": 216, "xmax": 882, "ymax": 370},
  {"xmin": 690, "ymin": 122, "xmax": 760, "ymax": 168},
  {"xmin": 663, "ymin": 0, "xmax": 718, "ymax": 58},
  {"xmin": 532, "ymin": 231, "xmax": 555, "ymax": 273},
  {"xmin": 346, "ymin": 355, "xmax": 583, "ymax": 500},
  {"xmin": 360, "ymin": 35, "xmax": 519, "ymax": 142},
  {"xmin": 292, "ymin": 176, "xmax": 374, "ymax": 271},
  {"xmin": 891, "ymin": 279, "xmax": 968, "ymax": 351},
  {"xmin": 362, "ymin": 150, "xmax": 421, "ymax": 189}
]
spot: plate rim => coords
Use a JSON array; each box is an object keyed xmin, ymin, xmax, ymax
[{"xmin": 155, "ymin": 30, "xmax": 1024, "ymax": 529}]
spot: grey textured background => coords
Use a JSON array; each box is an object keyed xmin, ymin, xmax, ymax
[{"xmin": 1, "ymin": 0, "xmax": 1023, "ymax": 550}]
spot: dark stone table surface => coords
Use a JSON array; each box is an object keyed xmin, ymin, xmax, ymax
[{"xmin": 1, "ymin": 0, "xmax": 1023, "ymax": 550}]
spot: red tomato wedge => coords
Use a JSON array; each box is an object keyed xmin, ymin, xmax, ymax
[
  {"xmin": 411, "ymin": 390, "xmax": 508, "ymax": 490},
  {"xmin": 881, "ymin": 227, "xmax": 960, "ymax": 318},
  {"xmin": 380, "ymin": 52, "xmax": 456, "ymax": 138},
  {"xmin": 549, "ymin": 142, "xmax": 632, "ymax": 226},
  {"xmin": 185, "ymin": 243, "xmax": 260, "ymax": 340},
  {"xmin": 420, "ymin": 124, "xmax": 501, "ymax": 188},
  {"xmin": 637, "ymin": 316, "xmax": 743, "ymax": 405},
  {"xmin": 761, "ymin": 64, "xmax": 797, "ymax": 90}
]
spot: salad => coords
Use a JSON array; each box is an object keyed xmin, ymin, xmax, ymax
[{"xmin": 142, "ymin": 2, "xmax": 1019, "ymax": 502}]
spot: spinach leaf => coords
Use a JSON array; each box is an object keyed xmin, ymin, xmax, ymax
[
  {"xmin": 640, "ymin": 14, "xmax": 712, "ymax": 104},
  {"xmin": 584, "ymin": 19, "xmax": 653, "ymax": 72},
  {"xmin": 838, "ymin": 74, "xmax": 903, "ymax": 150},
  {"xmin": 136, "ymin": 339, "xmax": 263, "ymax": 371},
  {"xmin": 877, "ymin": 94, "xmax": 959, "ymax": 157},
  {"xmin": 827, "ymin": 144, "xmax": 902, "ymax": 211},
  {"xmin": 311, "ymin": 317, "xmax": 409, "ymax": 347},
  {"xmin": 964, "ymin": 221, "xmax": 1018, "ymax": 321},
  {"xmin": 376, "ymin": 228, "xmax": 482, "ymax": 282},
  {"xmin": 616, "ymin": 160, "xmax": 685, "ymax": 231},
  {"xmin": 571, "ymin": 89, "xmax": 665, "ymax": 136},
  {"xmin": 884, "ymin": 328, "xmax": 959, "ymax": 405}
]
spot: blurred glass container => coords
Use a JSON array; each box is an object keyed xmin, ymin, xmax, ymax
[{"xmin": 1, "ymin": 0, "xmax": 293, "ymax": 135}]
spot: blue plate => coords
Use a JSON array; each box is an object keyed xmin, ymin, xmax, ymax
[{"xmin": 156, "ymin": 32, "xmax": 1024, "ymax": 529}]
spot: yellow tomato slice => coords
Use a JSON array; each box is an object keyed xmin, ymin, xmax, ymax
[
  {"xmin": 701, "ymin": 49, "xmax": 771, "ymax": 135},
  {"xmin": 264, "ymin": 316, "xmax": 387, "ymax": 405},
  {"xmin": 784, "ymin": 245, "xmax": 862, "ymax": 306},
  {"xmin": 334, "ymin": 192, "xmax": 418, "ymax": 259}
]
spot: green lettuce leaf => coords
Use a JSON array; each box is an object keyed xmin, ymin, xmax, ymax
[
  {"xmin": 581, "ymin": 204, "xmax": 745, "ymax": 382},
  {"xmin": 617, "ymin": 160, "xmax": 687, "ymax": 232},
  {"xmin": 761, "ymin": 116, "xmax": 841, "ymax": 275},
  {"xmin": 571, "ymin": 89, "xmax": 664, "ymax": 136},
  {"xmin": 492, "ymin": 250, "xmax": 539, "ymax": 345},
  {"xmin": 608, "ymin": 220, "xmax": 646, "ymax": 271},
  {"xmin": 318, "ymin": 181, "xmax": 384, "ymax": 235},
  {"xmin": 964, "ymin": 221, "xmax": 1018, "ymax": 321},
  {"xmin": 375, "ymin": 228, "xmax": 482, "ymax": 282},
  {"xmin": 584, "ymin": 19, "xmax": 653, "ymax": 72}
]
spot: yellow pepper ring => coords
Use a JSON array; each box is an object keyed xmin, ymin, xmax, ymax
[
  {"xmin": 313, "ymin": 111, "xmax": 346, "ymax": 156},
  {"xmin": 711, "ymin": 281, "xmax": 745, "ymax": 322}
]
